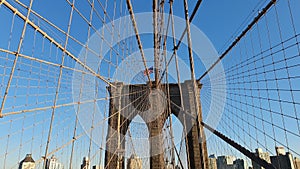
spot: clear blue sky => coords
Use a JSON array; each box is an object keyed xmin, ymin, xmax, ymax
[{"xmin": 0, "ymin": 0, "xmax": 300, "ymax": 168}]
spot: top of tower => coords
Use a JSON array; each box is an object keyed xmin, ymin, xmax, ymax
[{"xmin": 21, "ymin": 154, "xmax": 35, "ymax": 163}]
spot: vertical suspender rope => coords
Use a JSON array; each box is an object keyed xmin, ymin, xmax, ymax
[
  {"xmin": 125, "ymin": 0, "xmax": 152, "ymax": 84},
  {"xmin": 0, "ymin": 0, "xmax": 34, "ymax": 118},
  {"xmin": 44, "ymin": 0, "xmax": 75, "ymax": 168},
  {"xmin": 197, "ymin": 0, "xmax": 276, "ymax": 82}
]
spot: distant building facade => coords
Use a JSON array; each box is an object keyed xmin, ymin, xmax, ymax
[
  {"xmin": 275, "ymin": 146, "xmax": 285, "ymax": 156},
  {"xmin": 208, "ymin": 154, "xmax": 217, "ymax": 169},
  {"xmin": 217, "ymin": 155, "xmax": 236, "ymax": 169},
  {"xmin": 92, "ymin": 165, "xmax": 103, "ymax": 169},
  {"xmin": 19, "ymin": 154, "xmax": 35, "ymax": 169},
  {"xmin": 294, "ymin": 157, "xmax": 300, "ymax": 169},
  {"xmin": 252, "ymin": 148, "xmax": 271, "ymax": 169},
  {"xmin": 234, "ymin": 159, "xmax": 247, "ymax": 169},
  {"xmin": 81, "ymin": 157, "xmax": 90, "ymax": 169},
  {"xmin": 45, "ymin": 155, "xmax": 64, "ymax": 169},
  {"xmin": 270, "ymin": 147, "xmax": 295, "ymax": 169},
  {"xmin": 127, "ymin": 155, "xmax": 142, "ymax": 169}
]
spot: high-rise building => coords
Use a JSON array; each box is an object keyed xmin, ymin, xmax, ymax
[
  {"xmin": 234, "ymin": 159, "xmax": 248, "ymax": 169},
  {"xmin": 208, "ymin": 154, "xmax": 217, "ymax": 169},
  {"xmin": 271, "ymin": 147, "xmax": 295, "ymax": 169},
  {"xmin": 252, "ymin": 148, "xmax": 271, "ymax": 169},
  {"xmin": 92, "ymin": 165, "xmax": 103, "ymax": 169},
  {"xmin": 19, "ymin": 154, "xmax": 36, "ymax": 169},
  {"xmin": 275, "ymin": 146, "xmax": 285, "ymax": 156},
  {"xmin": 45, "ymin": 155, "xmax": 64, "ymax": 169},
  {"xmin": 81, "ymin": 157, "xmax": 90, "ymax": 169},
  {"xmin": 294, "ymin": 157, "xmax": 300, "ymax": 169},
  {"xmin": 127, "ymin": 154, "xmax": 142, "ymax": 169},
  {"xmin": 217, "ymin": 155, "xmax": 236, "ymax": 169}
]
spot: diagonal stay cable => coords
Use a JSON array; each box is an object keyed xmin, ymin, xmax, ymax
[
  {"xmin": 0, "ymin": 0, "xmax": 34, "ymax": 117},
  {"xmin": 125, "ymin": 0, "xmax": 151, "ymax": 83},
  {"xmin": 201, "ymin": 121, "xmax": 276, "ymax": 169},
  {"xmin": 1, "ymin": 1, "xmax": 114, "ymax": 88},
  {"xmin": 158, "ymin": 0, "xmax": 203, "ymax": 84},
  {"xmin": 174, "ymin": 0, "xmax": 202, "ymax": 50},
  {"xmin": 197, "ymin": 0, "xmax": 276, "ymax": 82},
  {"xmin": 153, "ymin": 0, "xmax": 159, "ymax": 86}
]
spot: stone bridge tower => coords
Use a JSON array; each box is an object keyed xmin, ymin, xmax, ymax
[{"xmin": 104, "ymin": 80, "xmax": 208, "ymax": 169}]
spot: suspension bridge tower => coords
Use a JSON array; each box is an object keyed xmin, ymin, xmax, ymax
[{"xmin": 104, "ymin": 80, "xmax": 209, "ymax": 169}]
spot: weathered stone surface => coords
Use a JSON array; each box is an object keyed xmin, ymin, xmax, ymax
[{"xmin": 105, "ymin": 80, "xmax": 208, "ymax": 169}]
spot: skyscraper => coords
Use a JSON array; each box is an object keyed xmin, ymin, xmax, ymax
[
  {"xmin": 252, "ymin": 148, "xmax": 271, "ymax": 169},
  {"xmin": 271, "ymin": 147, "xmax": 295, "ymax": 169},
  {"xmin": 19, "ymin": 154, "xmax": 36, "ymax": 169},
  {"xmin": 275, "ymin": 146, "xmax": 285, "ymax": 156},
  {"xmin": 217, "ymin": 155, "xmax": 236, "ymax": 169},
  {"xmin": 294, "ymin": 157, "xmax": 300, "ymax": 169},
  {"xmin": 234, "ymin": 159, "xmax": 248, "ymax": 169},
  {"xmin": 208, "ymin": 154, "xmax": 217, "ymax": 169},
  {"xmin": 92, "ymin": 165, "xmax": 103, "ymax": 169},
  {"xmin": 45, "ymin": 155, "xmax": 64, "ymax": 169},
  {"xmin": 81, "ymin": 157, "xmax": 90, "ymax": 169}
]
